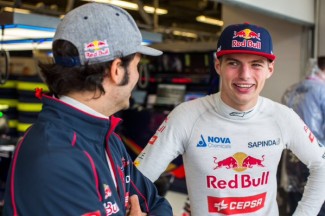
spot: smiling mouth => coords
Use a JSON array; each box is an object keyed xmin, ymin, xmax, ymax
[{"xmin": 234, "ymin": 84, "xmax": 254, "ymax": 88}]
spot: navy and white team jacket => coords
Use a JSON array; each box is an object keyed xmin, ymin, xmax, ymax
[{"xmin": 3, "ymin": 95, "xmax": 172, "ymax": 216}]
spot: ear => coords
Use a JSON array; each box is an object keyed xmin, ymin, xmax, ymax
[
  {"xmin": 109, "ymin": 58, "xmax": 124, "ymax": 84},
  {"xmin": 266, "ymin": 61, "xmax": 275, "ymax": 79},
  {"xmin": 215, "ymin": 58, "xmax": 221, "ymax": 75}
]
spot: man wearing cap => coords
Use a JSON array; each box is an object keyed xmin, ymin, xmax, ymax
[
  {"xmin": 135, "ymin": 23, "xmax": 325, "ymax": 215},
  {"xmin": 3, "ymin": 3, "xmax": 172, "ymax": 216}
]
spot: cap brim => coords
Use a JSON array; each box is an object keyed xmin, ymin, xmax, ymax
[
  {"xmin": 137, "ymin": 45, "xmax": 163, "ymax": 56},
  {"xmin": 217, "ymin": 50, "xmax": 276, "ymax": 61}
]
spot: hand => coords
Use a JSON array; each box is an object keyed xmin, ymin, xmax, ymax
[{"xmin": 126, "ymin": 195, "xmax": 147, "ymax": 216}]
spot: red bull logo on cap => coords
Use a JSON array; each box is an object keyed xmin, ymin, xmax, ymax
[
  {"xmin": 84, "ymin": 40, "xmax": 110, "ymax": 59},
  {"xmin": 232, "ymin": 28, "xmax": 261, "ymax": 50}
]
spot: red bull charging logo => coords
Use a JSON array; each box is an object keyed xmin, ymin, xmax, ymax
[
  {"xmin": 233, "ymin": 29, "xmax": 261, "ymax": 40},
  {"xmin": 213, "ymin": 152, "xmax": 264, "ymax": 172}
]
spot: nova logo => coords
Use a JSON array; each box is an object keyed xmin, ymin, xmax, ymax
[{"xmin": 197, "ymin": 135, "xmax": 231, "ymax": 148}]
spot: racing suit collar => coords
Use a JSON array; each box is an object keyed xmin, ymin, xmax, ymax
[{"xmin": 214, "ymin": 92, "xmax": 261, "ymax": 120}]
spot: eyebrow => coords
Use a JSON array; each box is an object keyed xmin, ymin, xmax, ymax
[{"xmin": 224, "ymin": 57, "xmax": 265, "ymax": 64}]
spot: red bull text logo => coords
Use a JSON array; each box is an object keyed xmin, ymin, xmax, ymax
[
  {"xmin": 207, "ymin": 192, "xmax": 266, "ymax": 214},
  {"xmin": 208, "ymin": 152, "xmax": 269, "ymax": 189},
  {"xmin": 84, "ymin": 40, "xmax": 110, "ymax": 59},
  {"xmin": 104, "ymin": 201, "xmax": 120, "ymax": 215},
  {"xmin": 207, "ymin": 171, "xmax": 269, "ymax": 189},
  {"xmin": 232, "ymin": 28, "xmax": 261, "ymax": 49}
]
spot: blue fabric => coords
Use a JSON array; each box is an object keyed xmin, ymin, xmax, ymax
[
  {"xmin": 216, "ymin": 23, "xmax": 276, "ymax": 61},
  {"xmin": 282, "ymin": 75, "xmax": 325, "ymax": 146},
  {"xmin": 3, "ymin": 95, "xmax": 172, "ymax": 215}
]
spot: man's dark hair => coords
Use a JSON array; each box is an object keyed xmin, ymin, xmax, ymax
[
  {"xmin": 317, "ymin": 56, "xmax": 325, "ymax": 71},
  {"xmin": 39, "ymin": 40, "xmax": 135, "ymax": 98}
]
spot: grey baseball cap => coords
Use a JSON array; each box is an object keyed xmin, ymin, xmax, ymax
[{"xmin": 53, "ymin": 3, "xmax": 162, "ymax": 66}]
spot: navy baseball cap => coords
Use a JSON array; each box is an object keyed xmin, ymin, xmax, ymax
[{"xmin": 216, "ymin": 23, "xmax": 276, "ymax": 61}]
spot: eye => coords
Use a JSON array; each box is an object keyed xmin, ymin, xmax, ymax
[
  {"xmin": 252, "ymin": 63, "xmax": 263, "ymax": 68},
  {"xmin": 228, "ymin": 61, "xmax": 238, "ymax": 66}
]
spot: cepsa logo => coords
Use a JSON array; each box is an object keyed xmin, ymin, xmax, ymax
[
  {"xmin": 207, "ymin": 192, "xmax": 266, "ymax": 215},
  {"xmin": 208, "ymin": 152, "xmax": 269, "ymax": 189}
]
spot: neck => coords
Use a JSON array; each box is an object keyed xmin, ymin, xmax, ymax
[{"xmin": 65, "ymin": 92, "xmax": 116, "ymax": 117}]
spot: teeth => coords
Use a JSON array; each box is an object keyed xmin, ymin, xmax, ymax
[{"xmin": 236, "ymin": 84, "xmax": 252, "ymax": 88}]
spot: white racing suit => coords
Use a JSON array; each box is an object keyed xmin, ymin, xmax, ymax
[{"xmin": 136, "ymin": 92, "xmax": 325, "ymax": 216}]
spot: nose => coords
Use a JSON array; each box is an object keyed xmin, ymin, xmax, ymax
[{"xmin": 238, "ymin": 64, "xmax": 251, "ymax": 80}]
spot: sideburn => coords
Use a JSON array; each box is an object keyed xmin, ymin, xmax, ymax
[{"xmin": 118, "ymin": 68, "xmax": 129, "ymax": 86}]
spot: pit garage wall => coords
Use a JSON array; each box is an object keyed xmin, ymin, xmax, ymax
[{"xmin": 221, "ymin": 4, "xmax": 312, "ymax": 103}]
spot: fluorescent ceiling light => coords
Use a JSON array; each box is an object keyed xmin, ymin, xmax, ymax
[
  {"xmin": 196, "ymin": 15, "xmax": 224, "ymax": 26},
  {"xmin": 3, "ymin": 7, "xmax": 31, "ymax": 14},
  {"xmin": 0, "ymin": 24, "xmax": 56, "ymax": 41},
  {"xmin": 83, "ymin": 0, "xmax": 168, "ymax": 15},
  {"xmin": 0, "ymin": 31, "xmax": 159, "ymax": 51},
  {"xmin": 0, "ymin": 39, "xmax": 53, "ymax": 51},
  {"xmin": 172, "ymin": 30, "xmax": 198, "ymax": 39}
]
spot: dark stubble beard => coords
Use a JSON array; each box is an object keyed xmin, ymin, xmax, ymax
[{"xmin": 118, "ymin": 67, "xmax": 130, "ymax": 86}]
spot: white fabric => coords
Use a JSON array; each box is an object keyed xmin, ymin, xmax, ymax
[
  {"xmin": 59, "ymin": 95, "xmax": 109, "ymax": 119},
  {"xmin": 135, "ymin": 92, "xmax": 325, "ymax": 216}
]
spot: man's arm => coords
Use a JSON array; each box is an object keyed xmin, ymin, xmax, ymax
[
  {"xmin": 135, "ymin": 104, "xmax": 189, "ymax": 182},
  {"xmin": 282, "ymin": 109, "xmax": 325, "ymax": 215}
]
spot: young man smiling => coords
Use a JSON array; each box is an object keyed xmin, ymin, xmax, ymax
[{"xmin": 135, "ymin": 23, "xmax": 325, "ymax": 215}]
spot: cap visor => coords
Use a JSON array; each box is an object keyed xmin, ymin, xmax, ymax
[
  {"xmin": 217, "ymin": 50, "xmax": 276, "ymax": 61},
  {"xmin": 137, "ymin": 45, "xmax": 162, "ymax": 56}
]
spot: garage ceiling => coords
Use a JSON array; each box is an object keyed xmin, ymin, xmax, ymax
[{"xmin": 0, "ymin": 0, "xmax": 223, "ymax": 52}]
